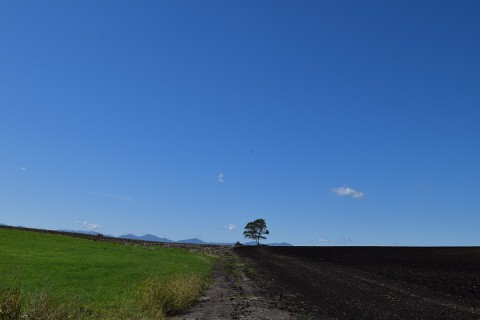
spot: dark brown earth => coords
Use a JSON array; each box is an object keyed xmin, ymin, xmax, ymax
[{"xmin": 234, "ymin": 246, "xmax": 480, "ymax": 320}]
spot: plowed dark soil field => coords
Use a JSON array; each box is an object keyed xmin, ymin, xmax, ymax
[{"xmin": 234, "ymin": 246, "xmax": 480, "ymax": 320}]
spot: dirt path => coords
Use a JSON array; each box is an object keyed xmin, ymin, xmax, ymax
[{"xmin": 173, "ymin": 253, "xmax": 297, "ymax": 320}]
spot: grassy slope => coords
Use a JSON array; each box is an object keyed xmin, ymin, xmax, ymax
[{"xmin": 0, "ymin": 228, "xmax": 215, "ymax": 315}]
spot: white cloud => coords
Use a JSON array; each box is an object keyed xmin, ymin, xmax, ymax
[
  {"xmin": 18, "ymin": 166, "xmax": 27, "ymax": 172},
  {"xmin": 76, "ymin": 220, "xmax": 101, "ymax": 231},
  {"xmin": 331, "ymin": 186, "xmax": 364, "ymax": 199},
  {"xmin": 218, "ymin": 173, "xmax": 225, "ymax": 183},
  {"xmin": 310, "ymin": 238, "xmax": 331, "ymax": 245},
  {"xmin": 90, "ymin": 191, "xmax": 134, "ymax": 201},
  {"xmin": 223, "ymin": 224, "xmax": 236, "ymax": 231}
]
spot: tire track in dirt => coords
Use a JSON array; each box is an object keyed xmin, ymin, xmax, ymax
[{"xmin": 174, "ymin": 253, "xmax": 297, "ymax": 320}]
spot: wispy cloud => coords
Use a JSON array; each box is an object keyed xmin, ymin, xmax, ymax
[
  {"xmin": 414, "ymin": 183, "xmax": 430, "ymax": 190},
  {"xmin": 337, "ymin": 236, "xmax": 353, "ymax": 245},
  {"xmin": 18, "ymin": 166, "xmax": 27, "ymax": 172},
  {"xmin": 310, "ymin": 238, "xmax": 331, "ymax": 245},
  {"xmin": 223, "ymin": 224, "xmax": 236, "ymax": 231},
  {"xmin": 218, "ymin": 173, "xmax": 225, "ymax": 183},
  {"xmin": 90, "ymin": 191, "xmax": 134, "ymax": 201},
  {"xmin": 332, "ymin": 186, "xmax": 364, "ymax": 199},
  {"xmin": 76, "ymin": 220, "xmax": 101, "ymax": 231}
]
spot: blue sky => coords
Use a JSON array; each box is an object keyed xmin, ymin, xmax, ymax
[{"xmin": 1, "ymin": 1, "xmax": 479, "ymax": 246}]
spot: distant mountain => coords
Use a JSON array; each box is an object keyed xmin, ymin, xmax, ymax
[
  {"xmin": 269, "ymin": 242, "xmax": 294, "ymax": 246},
  {"xmin": 137, "ymin": 234, "xmax": 174, "ymax": 242},
  {"xmin": 177, "ymin": 238, "xmax": 207, "ymax": 245},
  {"xmin": 118, "ymin": 234, "xmax": 174, "ymax": 243}
]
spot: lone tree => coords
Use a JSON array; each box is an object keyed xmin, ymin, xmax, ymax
[{"xmin": 243, "ymin": 218, "xmax": 269, "ymax": 245}]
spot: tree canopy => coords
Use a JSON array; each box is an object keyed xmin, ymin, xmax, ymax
[{"xmin": 243, "ymin": 218, "xmax": 269, "ymax": 245}]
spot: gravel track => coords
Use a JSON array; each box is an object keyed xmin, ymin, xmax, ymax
[{"xmin": 174, "ymin": 253, "xmax": 297, "ymax": 320}]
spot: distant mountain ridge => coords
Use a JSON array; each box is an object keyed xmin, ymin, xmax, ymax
[
  {"xmin": 3, "ymin": 225, "xmax": 292, "ymax": 245},
  {"xmin": 118, "ymin": 234, "xmax": 174, "ymax": 243},
  {"xmin": 50, "ymin": 228, "xmax": 293, "ymax": 246},
  {"xmin": 118, "ymin": 233, "xmax": 293, "ymax": 246},
  {"xmin": 176, "ymin": 238, "xmax": 207, "ymax": 245}
]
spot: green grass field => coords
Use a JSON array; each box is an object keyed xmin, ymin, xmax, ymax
[{"xmin": 0, "ymin": 228, "xmax": 216, "ymax": 319}]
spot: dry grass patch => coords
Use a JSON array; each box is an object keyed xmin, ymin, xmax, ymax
[
  {"xmin": 137, "ymin": 273, "xmax": 205, "ymax": 318},
  {"xmin": 0, "ymin": 288, "xmax": 21, "ymax": 320},
  {"xmin": 1, "ymin": 273, "xmax": 209, "ymax": 320}
]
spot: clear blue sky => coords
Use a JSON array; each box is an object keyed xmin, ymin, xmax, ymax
[{"xmin": 1, "ymin": 1, "xmax": 479, "ymax": 246}]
